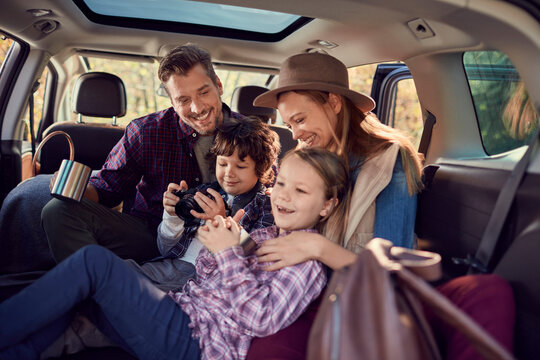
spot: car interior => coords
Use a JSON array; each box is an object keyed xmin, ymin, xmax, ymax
[{"xmin": 0, "ymin": 0, "xmax": 539, "ymax": 358}]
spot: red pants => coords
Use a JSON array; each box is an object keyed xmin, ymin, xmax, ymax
[{"xmin": 246, "ymin": 274, "xmax": 515, "ymax": 360}]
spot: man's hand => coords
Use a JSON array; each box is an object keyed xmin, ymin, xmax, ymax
[
  {"xmin": 163, "ymin": 181, "xmax": 188, "ymax": 216},
  {"xmin": 198, "ymin": 215, "xmax": 240, "ymax": 254}
]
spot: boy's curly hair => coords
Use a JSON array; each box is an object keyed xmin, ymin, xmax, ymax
[{"xmin": 210, "ymin": 118, "xmax": 281, "ymax": 185}]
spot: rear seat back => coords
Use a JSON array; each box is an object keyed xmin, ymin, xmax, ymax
[
  {"xmin": 416, "ymin": 163, "xmax": 540, "ymax": 358},
  {"xmin": 38, "ymin": 72, "xmax": 126, "ymax": 173},
  {"xmin": 231, "ymin": 85, "xmax": 297, "ymax": 159}
]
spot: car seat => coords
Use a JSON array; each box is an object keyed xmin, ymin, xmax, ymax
[
  {"xmin": 231, "ymin": 85, "xmax": 297, "ymax": 159},
  {"xmin": 38, "ymin": 72, "xmax": 127, "ymax": 174}
]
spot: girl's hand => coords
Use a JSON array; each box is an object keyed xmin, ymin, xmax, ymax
[
  {"xmin": 256, "ymin": 232, "xmax": 325, "ymax": 271},
  {"xmin": 198, "ymin": 216, "xmax": 240, "ymax": 254},
  {"xmin": 199, "ymin": 209, "xmax": 245, "ymax": 232},
  {"xmin": 190, "ymin": 188, "xmax": 227, "ymax": 221},
  {"xmin": 163, "ymin": 181, "xmax": 188, "ymax": 216}
]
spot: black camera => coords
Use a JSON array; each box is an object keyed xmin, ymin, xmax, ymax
[{"xmin": 173, "ymin": 183, "xmax": 228, "ymax": 224}]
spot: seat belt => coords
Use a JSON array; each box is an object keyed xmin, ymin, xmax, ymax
[
  {"xmin": 418, "ymin": 111, "xmax": 436, "ymax": 156},
  {"xmin": 458, "ymin": 129, "xmax": 540, "ymax": 274}
]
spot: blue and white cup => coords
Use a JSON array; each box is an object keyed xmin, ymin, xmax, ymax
[{"xmin": 50, "ymin": 159, "xmax": 91, "ymax": 203}]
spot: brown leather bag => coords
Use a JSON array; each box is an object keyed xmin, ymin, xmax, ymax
[{"xmin": 307, "ymin": 238, "xmax": 514, "ymax": 360}]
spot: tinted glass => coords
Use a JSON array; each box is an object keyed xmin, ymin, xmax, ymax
[
  {"xmin": 62, "ymin": 55, "xmax": 271, "ymax": 125},
  {"xmin": 464, "ymin": 51, "xmax": 539, "ymax": 155},
  {"xmin": 348, "ymin": 64, "xmax": 422, "ymax": 148},
  {"xmin": 0, "ymin": 35, "xmax": 14, "ymax": 75},
  {"xmin": 81, "ymin": 0, "xmax": 301, "ymax": 34}
]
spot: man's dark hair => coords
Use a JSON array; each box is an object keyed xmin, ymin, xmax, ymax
[
  {"xmin": 158, "ymin": 43, "xmax": 218, "ymax": 85},
  {"xmin": 210, "ymin": 118, "xmax": 281, "ymax": 185}
]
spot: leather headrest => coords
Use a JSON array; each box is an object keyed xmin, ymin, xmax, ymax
[
  {"xmin": 230, "ymin": 86, "xmax": 276, "ymax": 119},
  {"xmin": 72, "ymin": 72, "xmax": 127, "ymax": 118}
]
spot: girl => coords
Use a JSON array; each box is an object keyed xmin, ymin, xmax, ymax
[{"xmin": 0, "ymin": 147, "xmax": 350, "ymax": 360}]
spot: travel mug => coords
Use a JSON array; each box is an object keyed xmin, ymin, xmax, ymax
[{"xmin": 50, "ymin": 159, "xmax": 91, "ymax": 202}]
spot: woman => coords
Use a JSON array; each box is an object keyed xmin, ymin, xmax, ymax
[
  {"xmin": 245, "ymin": 52, "xmax": 514, "ymax": 360},
  {"xmin": 254, "ymin": 52, "xmax": 423, "ymax": 270}
]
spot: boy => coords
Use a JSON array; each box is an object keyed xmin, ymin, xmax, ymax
[{"xmin": 128, "ymin": 118, "xmax": 281, "ymax": 291}]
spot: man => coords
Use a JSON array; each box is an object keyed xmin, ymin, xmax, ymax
[{"xmin": 42, "ymin": 44, "xmax": 249, "ymax": 263}]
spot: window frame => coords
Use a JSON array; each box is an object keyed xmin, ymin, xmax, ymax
[{"xmin": 72, "ymin": 0, "xmax": 313, "ymax": 42}]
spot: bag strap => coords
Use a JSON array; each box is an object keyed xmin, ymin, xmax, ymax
[
  {"xmin": 31, "ymin": 130, "xmax": 75, "ymax": 176},
  {"xmin": 461, "ymin": 129, "xmax": 540, "ymax": 274},
  {"xmin": 396, "ymin": 268, "xmax": 514, "ymax": 360}
]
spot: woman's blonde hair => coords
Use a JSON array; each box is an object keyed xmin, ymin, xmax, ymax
[
  {"xmin": 289, "ymin": 90, "xmax": 424, "ymax": 195},
  {"xmin": 281, "ymin": 148, "xmax": 351, "ymax": 245},
  {"xmin": 503, "ymin": 82, "xmax": 539, "ymax": 140}
]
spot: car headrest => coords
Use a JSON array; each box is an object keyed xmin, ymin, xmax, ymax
[
  {"xmin": 71, "ymin": 72, "xmax": 127, "ymax": 118},
  {"xmin": 231, "ymin": 85, "xmax": 276, "ymax": 121}
]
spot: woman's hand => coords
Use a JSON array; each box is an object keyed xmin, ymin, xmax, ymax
[
  {"xmin": 257, "ymin": 232, "xmax": 358, "ymax": 271},
  {"xmin": 163, "ymin": 181, "xmax": 188, "ymax": 216},
  {"xmin": 190, "ymin": 188, "xmax": 227, "ymax": 221},
  {"xmin": 256, "ymin": 232, "xmax": 325, "ymax": 271},
  {"xmin": 198, "ymin": 215, "xmax": 240, "ymax": 254}
]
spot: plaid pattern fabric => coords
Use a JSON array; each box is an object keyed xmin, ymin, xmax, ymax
[
  {"xmin": 162, "ymin": 182, "xmax": 273, "ymax": 259},
  {"xmin": 89, "ymin": 104, "xmax": 246, "ymax": 230},
  {"xmin": 171, "ymin": 226, "xmax": 327, "ymax": 360}
]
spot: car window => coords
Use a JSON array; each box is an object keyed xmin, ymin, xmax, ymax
[
  {"xmin": 61, "ymin": 57, "xmax": 169, "ymax": 126},
  {"xmin": 464, "ymin": 50, "xmax": 539, "ymax": 155},
  {"xmin": 349, "ymin": 64, "xmax": 422, "ymax": 148},
  {"xmin": 0, "ymin": 35, "xmax": 14, "ymax": 69},
  {"xmin": 61, "ymin": 55, "xmax": 271, "ymax": 126},
  {"xmin": 21, "ymin": 68, "xmax": 49, "ymax": 143},
  {"xmin": 348, "ymin": 63, "xmax": 378, "ymax": 95},
  {"xmin": 391, "ymin": 78, "xmax": 423, "ymax": 149},
  {"xmin": 215, "ymin": 69, "xmax": 269, "ymax": 106},
  {"xmin": 2, "ymin": 35, "xmax": 49, "ymax": 145}
]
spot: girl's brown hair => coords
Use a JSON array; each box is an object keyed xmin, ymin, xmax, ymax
[
  {"xmin": 288, "ymin": 90, "xmax": 424, "ymax": 195},
  {"xmin": 282, "ymin": 148, "xmax": 351, "ymax": 245},
  {"xmin": 210, "ymin": 118, "xmax": 280, "ymax": 185}
]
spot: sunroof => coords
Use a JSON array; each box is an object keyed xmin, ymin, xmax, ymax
[{"xmin": 74, "ymin": 0, "xmax": 311, "ymax": 41}]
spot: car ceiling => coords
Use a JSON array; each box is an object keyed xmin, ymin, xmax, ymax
[
  {"xmin": 1, "ymin": 0, "xmax": 539, "ymax": 109},
  {"xmin": 0, "ymin": 0, "xmax": 537, "ymax": 67}
]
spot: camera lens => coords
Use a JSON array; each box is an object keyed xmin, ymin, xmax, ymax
[
  {"xmin": 174, "ymin": 188, "xmax": 202, "ymax": 223},
  {"xmin": 173, "ymin": 183, "xmax": 227, "ymax": 224}
]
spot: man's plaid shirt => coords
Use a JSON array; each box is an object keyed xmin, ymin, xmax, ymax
[{"xmin": 89, "ymin": 104, "xmax": 246, "ymax": 230}]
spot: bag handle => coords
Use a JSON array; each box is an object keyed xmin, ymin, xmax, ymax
[{"xmin": 31, "ymin": 130, "xmax": 75, "ymax": 177}]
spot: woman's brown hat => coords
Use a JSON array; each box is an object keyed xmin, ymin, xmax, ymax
[{"xmin": 253, "ymin": 52, "xmax": 375, "ymax": 113}]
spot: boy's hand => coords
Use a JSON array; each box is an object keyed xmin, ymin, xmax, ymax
[
  {"xmin": 190, "ymin": 188, "xmax": 227, "ymax": 221},
  {"xmin": 198, "ymin": 216, "xmax": 240, "ymax": 254},
  {"xmin": 163, "ymin": 181, "xmax": 188, "ymax": 216}
]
